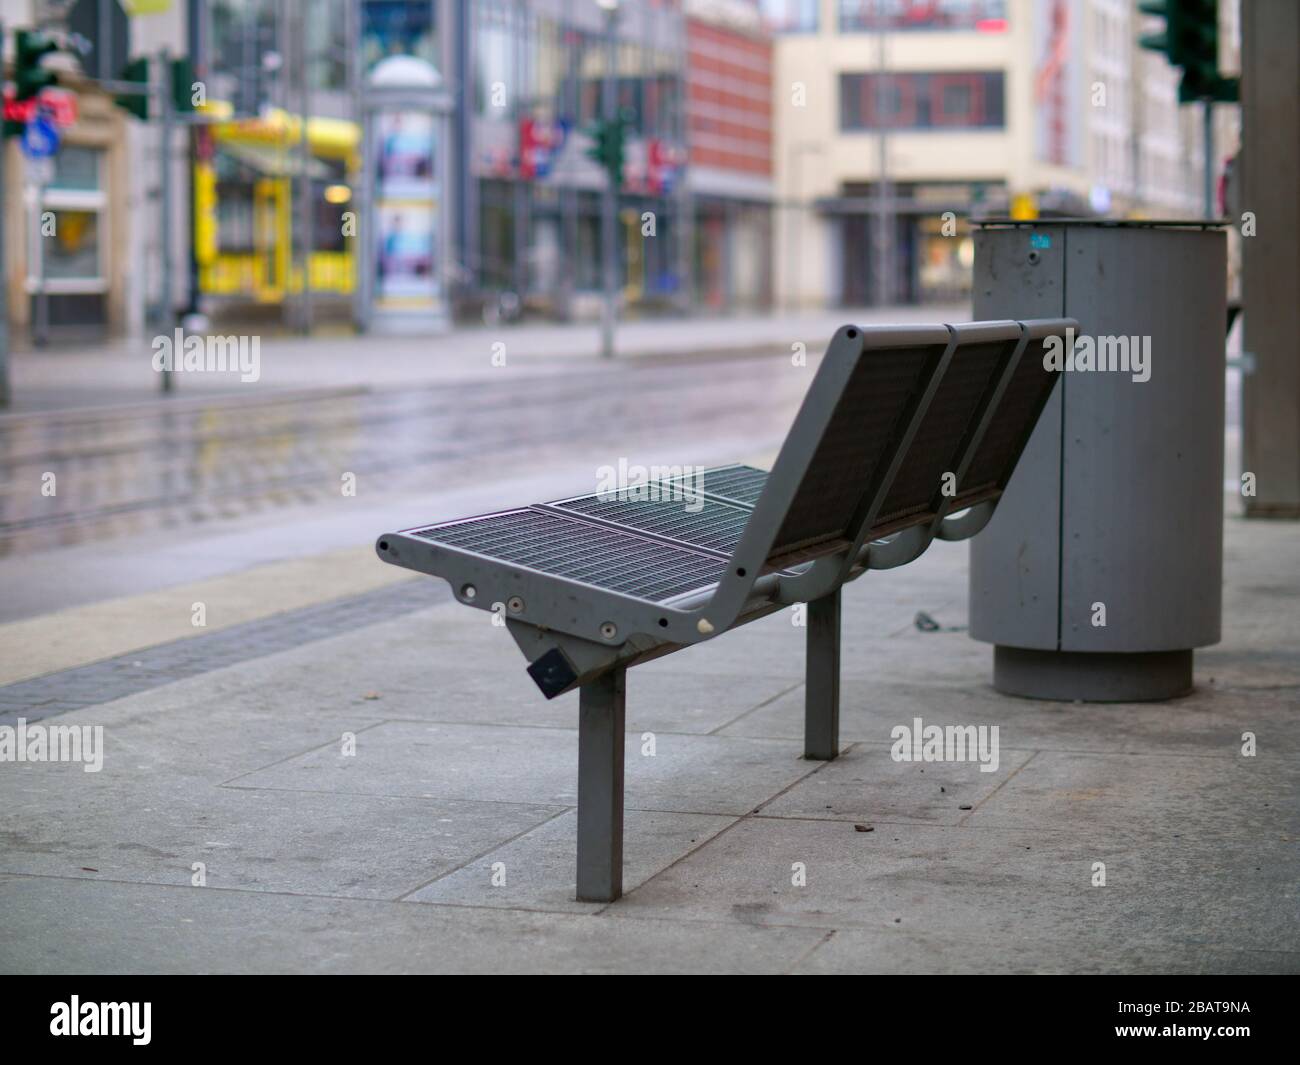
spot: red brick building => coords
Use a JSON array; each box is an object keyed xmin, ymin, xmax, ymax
[{"xmin": 684, "ymin": 1, "xmax": 774, "ymax": 309}]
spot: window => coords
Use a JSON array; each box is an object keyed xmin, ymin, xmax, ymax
[
  {"xmin": 361, "ymin": 0, "xmax": 439, "ymax": 75},
  {"xmin": 760, "ymin": 0, "xmax": 819, "ymax": 33},
  {"xmin": 28, "ymin": 145, "xmax": 107, "ymax": 292},
  {"xmin": 42, "ymin": 211, "xmax": 102, "ymax": 280},
  {"xmin": 840, "ymin": 72, "xmax": 1005, "ymax": 130},
  {"xmin": 839, "ymin": 0, "xmax": 1008, "ymax": 32}
]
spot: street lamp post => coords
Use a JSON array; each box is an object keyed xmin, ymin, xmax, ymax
[
  {"xmin": 787, "ymin": 142, "xmax": 823, "ymax": 312},
  {"xmin": 873, "ymin": 0, "xmax": 893, "ymax": 308},
  {"xmin": 597, "ymin": 0, "xmax": 619, "ymax": 358}
]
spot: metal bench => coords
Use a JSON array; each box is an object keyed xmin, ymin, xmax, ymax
[{"xmin": 376, "ymin": 317, "xmax": 1076, "ymax": 902}]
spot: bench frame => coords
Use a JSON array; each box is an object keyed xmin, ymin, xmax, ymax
[{"xmin": 377, "ymin": 318, "xmax": 1075, "ymax": 902}]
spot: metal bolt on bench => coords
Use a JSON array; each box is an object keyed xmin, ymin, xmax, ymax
[{"xmin": 377, "ymin": 317, "xmax": 1076, "ymax": 902}]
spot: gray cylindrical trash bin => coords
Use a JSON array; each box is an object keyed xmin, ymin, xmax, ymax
[{"xmin": 970, "ymin": 220, "xmax": 1226, "ymax": 701}]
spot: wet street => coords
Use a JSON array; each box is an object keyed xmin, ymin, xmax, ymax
[{"xmin": 0, "ymin": 351, "xmax": 811, "ymax": 621}]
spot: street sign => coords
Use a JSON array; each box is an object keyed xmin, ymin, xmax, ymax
[
  {"xmin": 69, "ymin": 0, "xmax": 130, "ymax": 82},
  {"xmin": 3, "ymin": 87, "xmax": 78, "ymax": 128},
  {"xmin": 21, "ymin": 115, "xmax": 59, "ymax": 159}
]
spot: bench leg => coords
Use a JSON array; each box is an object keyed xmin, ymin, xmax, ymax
[
  {"xmin": 576, "ymin": 667, "xmax": 626, "ymax": 902},
  {"xmin": 805, "ymin": 588, "xmax": 842, "ymax": 760}
]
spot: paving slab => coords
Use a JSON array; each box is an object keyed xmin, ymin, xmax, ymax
[
  {"xmin": 229, "ymin": 720, "xmax": 820, "ymax": 816},
  {"xmin": 966, "ymin": 748, "xmax": 1298, "ymax": 838},
  {"xmin": 0, "ymin": 769, "xmax": 560, "ymax": 898},
  {"xmin": 758, "ymin": 741, "xmax": 1036, "ymax": 826},
  {"xmin": 613, "ymin": 816, "xmax": 1299, "ymax": 955},
  {"xmin": 407, "ymin": 808, "xmax": 736, "ymax": 913},
  {"xmin": 0, "ymin": 688, "xmax": 385, "ymax": 787},
  {"xmin": 0, "ymin": 875, "xmax": 829, "ymax": 975}
]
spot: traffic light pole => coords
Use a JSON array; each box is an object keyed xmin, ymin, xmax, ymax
[
  {"xmin": 158, "ymin": 49, "xmax": 174, "ymax": 392},
  {"xmin": 599, "ymin": 6, "xmax": 618, "ymax": 360},
  {"xmin": 182, "ymin": 0, "xmax": 203, "ymax": 327},
  {"xmin": 33, "ymin": 167, "xmax": 49, "ymax": 347},
  {"xmin": 1201, "ymin": 100, "xmax": 1214, "ymax": 218}
]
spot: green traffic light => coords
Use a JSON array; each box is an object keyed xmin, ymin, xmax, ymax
[
  {"xmin": 114, "ymin": 56, "xmax": 151, "ymax": 120},
  {"xmin": 171, "ymin": 57, "xmax": 196, "ymax": 114},
  {"xmin": 1138, "ymin": 31, "xmax": 1170, "ymax": 54},
  {"xmin": 15, "ymin": 30, "xmax": 59, "ymax": 101},
  {"xmin": 1137, "ymin": 0, "xmax": 1236, "ymax": 103},
  {"xmin": 585, "ymin": 117, "xmax": 626, "ymax": 187}
]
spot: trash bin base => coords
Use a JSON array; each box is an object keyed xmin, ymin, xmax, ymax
[{"xmin": 992, "ymin": 646, "xmax": 1193, "ymax": 702}]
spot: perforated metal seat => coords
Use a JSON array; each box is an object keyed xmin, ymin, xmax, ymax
[{"xmin": 411, "ymin": 509, "xmax": 727, "ymax": 604}]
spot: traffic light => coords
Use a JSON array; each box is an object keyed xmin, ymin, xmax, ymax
[
  {"xmin": 15, "ymin": 30, "xmax": 59, "ymax": 101},
  {"xmin": 1137, "ymin": 1, "xmax": 1180, "ymax": 63},
  {"xmin": 171, "ymin": 56, "xmax": 195, "ymax": 114},
  {"xmin": 1176, "ymin": 0, "xmax": 1238, "ymax": 102},
  {"xmin": 1138, "ymin": 0, "xmax": 1238, "ymax": 104},
  {"xmin": 586, "ymin": 116, "xmax": 627, "ymax": 188},
  {"xmin": 115, "ymin": 56, "xmax": 150, "ymax": 120}
]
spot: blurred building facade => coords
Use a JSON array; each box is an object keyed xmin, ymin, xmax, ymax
[
  {"xmin": 1, "ymin": 0, "xmax": 171, "ymax": 342},
  {"xmin": 197, "ymin": 0, "xmax": 774, "ymax": 325},
  {"xmin": 2, "ymin": 0, "xmax": 777, "ymax": 338},
  {"xmin": 0, "ymin": 0, "xmax": 1241, "ymax": 341},
  {"xmin": 766, "ymin": 0, "xmax": 1241, "ymax": 309}
]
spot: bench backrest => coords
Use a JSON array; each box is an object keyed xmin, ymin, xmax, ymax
[
  {"xmin": 718, "ymin": 319, "xmax": 1072, "ymax": 594},
  {"xmin": 867, "ymin": 320, "xmax": 1025, "ymax": 539},
  {"xmin": 946, "ymin": 319, "xmax": 1072, "ymax": 510},
  {"xmin": 764, "ymin": 324, "xmax": 952, "ymax": 563}
]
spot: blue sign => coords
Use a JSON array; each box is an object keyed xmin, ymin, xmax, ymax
[{"xmin": 21, "ymin": 115, "xmax": 59, "ymax": 159}]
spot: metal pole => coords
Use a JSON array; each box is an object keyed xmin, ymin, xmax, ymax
[
  {"xmin": 33, "ymin": 176, "xmax": 49, "ymax": 349},
  {"xmin": 672, "ymin": 5, "xmax": 691, "ymax": 315},
  {"xmin": 183, "ymin": 0, "xmax": 205, "ymax": 322},
  {"xmin": 790, "ymin": 146, "xmax": 800, "ymax": 312},
  {"xmin": 97, "ymin": 0, "xmax": 111, "ymax": 80},
  {"xmin": 600, "ymin": 6, "xmax": 618, "ymax": 359},
  {"xmin": 804, "ymin": 588, "xmax": 842, "ymax": 760},
  {"xmin": 576, "ymin": 667, "xmax": 626, "ymax": 902},
  {"xmin": 873, "ymin": 0, "xmax": 892, "ymax": 308},
  {"xmin": 159, "ymin": 49, "xmax": 174, "ymax": 392},
  {"xmin": 295, "ymin": 0, "xmax": 312, "ymax": 334},
  {"xmin": 1202, "ymin": 100, "xmax": 1214, "ymax": 218}
]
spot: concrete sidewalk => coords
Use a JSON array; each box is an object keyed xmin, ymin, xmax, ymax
[{"xmin": 0, "ymin": 509, "xmax": 1295, "ymax": 974}]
